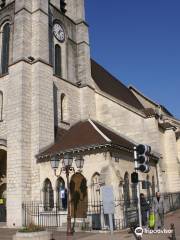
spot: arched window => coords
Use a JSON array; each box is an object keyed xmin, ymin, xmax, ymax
[
  {"xmin": 0, "ymin": 91, "xmax": 3, "ymax": 121},
  {"xmin": 61, "ymin": 93, "xmax": 68, "ymax": 122},
  {"xmin": 43, "ymin": 178, "xmax": 54, "ymax": 211},
  {"xmin": 1, "ymin": 23, "xmax": 10, "ymax": 74},
  {"xmin": 56, "ymin": 177, "xmax": 67, "ymax": 210},
  {"xmin": 123, "ymin": 172, "xmax": 130, "ymax": 208},
  {"xmin": 91, "ymin": 172, "xmax": 100, "ymax": 205},
  {"xmin": 54, "ymin": 44, "xmax": 61, "ymax": 77}
]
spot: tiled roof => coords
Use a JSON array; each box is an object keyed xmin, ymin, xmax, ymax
[
  {"xmin": 91, "ymin": 59, "xmax": 144, "ymax": 111},
  {"xmin": 37, "ymin": 119, "xmax": 135, "ymax": 161}
]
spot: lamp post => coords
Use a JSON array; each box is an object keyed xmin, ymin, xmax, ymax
[{"xmin": 50, "ymin": 153, "xmax": 84, "ymax": 236}]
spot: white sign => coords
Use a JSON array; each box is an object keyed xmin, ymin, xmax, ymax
[
  {"xmin": 101, "ymin": 186, "xmax": 115, "ymax": 214},
  {"xmin": 60, "ymin": 189, "xmax": 65, "ymax": 199}
]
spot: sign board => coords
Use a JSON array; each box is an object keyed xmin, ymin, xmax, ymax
[{"xmin": 101, "ymin": 186, "xmax": 115, "ymax": 214}]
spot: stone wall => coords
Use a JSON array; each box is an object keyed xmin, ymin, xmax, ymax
[
  {"xmin": 177, "ymin": 138, "xmax": 180, "ymax": 161},
  {"xmin": 163, "ymin": 129, "xmax": 180, "ymax": 192},
  {"xmin": 95, "ymin": 92, "xmax": 161, "ymax": 152},
  {"xmin": 53, "ymin": 76, "xmax": 81, "ymax": 127},
  {"xmin": 95, "ymin": 91, "xmax": 180, "ymax": 193},
  {"xmin": 66, "ymin": 0, "xmax": 85, "ymax": 22},
  {"xmin": 6, "ymin": 61, "xmax": 32, "ymax": 227},
  {"xmin": 39, "ymin": 150, "xmax": 158, "ymax": 203}
]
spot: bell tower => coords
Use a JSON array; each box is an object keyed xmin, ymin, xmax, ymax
[
  {"xmin": 48, "ymin": 0, "xmax": 95, "ymax": 119},
  {"xmin": 0, "ymin": 0, "xmax": 94, "ymax": 227},
  {"xmin": 49, "ymin": 0, "xmax": 93, "ymax": 87}
]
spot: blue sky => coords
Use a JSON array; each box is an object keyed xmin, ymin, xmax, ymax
[{"xmin": 85, "ymin": 0, "xmax": 180, "ymax": 119}]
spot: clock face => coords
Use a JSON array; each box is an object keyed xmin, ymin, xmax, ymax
[{"xmin": 53, "ymin": 23, "xmax": 65, "ymax": 42}]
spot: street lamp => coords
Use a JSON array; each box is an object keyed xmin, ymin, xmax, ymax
[
  {"xmin": 74, "ymin": 155, "xmax": 84, "ymax": 170},
  {"xmin": 50, "ymin": 155, "xmax": 60, "ymax": 172},
  {"xmin": 50, "ymin": 153, "xmax": 84, "ymax": 236}
]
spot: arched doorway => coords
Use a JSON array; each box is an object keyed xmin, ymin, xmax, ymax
[
  {"xmin": 0, "ymin": 149, "xmax": 7, "ymax": 222},
  {"xmin": 70, "ymin": 173, "xmax": 88, "ymax": 218}
]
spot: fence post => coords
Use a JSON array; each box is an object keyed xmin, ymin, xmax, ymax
[{"xmin": 170, "ymin": 223, "xmax": 176, "ymax": 240}]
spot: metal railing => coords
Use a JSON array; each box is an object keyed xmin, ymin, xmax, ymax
[{"xmin": 22, "ymin": 192, "xmax": 180, "ymax": 230}]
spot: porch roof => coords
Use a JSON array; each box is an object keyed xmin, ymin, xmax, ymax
[{"xmin": 37, "ymin": 119, "xmax": 135, "ymax": 162}]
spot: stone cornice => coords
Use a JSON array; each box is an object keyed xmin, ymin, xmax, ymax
[
  {"xmin": 0, "ymin": 139, "xmax": 7, "ymax": 147},
  {"xmin": 159, "ymin": 121, "xmax": 177, "ymax": 131}
]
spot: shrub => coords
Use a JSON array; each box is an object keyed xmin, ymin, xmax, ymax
[{"xmin": 18, "ymin": 223, "xmax": 45, "ymax": 233}]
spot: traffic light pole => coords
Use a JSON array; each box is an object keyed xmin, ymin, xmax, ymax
[{"xmin": 134, "ymin": 147, "xmax": 142, "ymax": 229}]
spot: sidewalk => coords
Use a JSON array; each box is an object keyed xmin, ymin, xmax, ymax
[
  {"xmin": 52, "ymin": 209, "xmax": 180, "ymax": 240},
  {"xmin": 0, "ymin": 210, "xmax": 179, "ymax": 240}
]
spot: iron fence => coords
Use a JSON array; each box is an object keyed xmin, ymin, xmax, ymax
[{"xmin": 22, "ymin": 192, "xmax": 180, "ymax": 231}]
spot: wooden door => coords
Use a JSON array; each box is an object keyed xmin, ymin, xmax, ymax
[{"xmin": 70, "ymin": 173, "xmax": 88, "ymax": 218}]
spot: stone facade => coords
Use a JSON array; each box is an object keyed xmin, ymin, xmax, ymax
[{"xmin": 0, "ymin": 0, "xmax": 179, "ymax": 228}]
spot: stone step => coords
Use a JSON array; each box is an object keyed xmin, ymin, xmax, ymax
[{"xmin": 0, "ymin": 228, "xmax": 17, "ymax": 240}]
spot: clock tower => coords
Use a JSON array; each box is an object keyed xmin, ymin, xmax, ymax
[{"xmin": 0, "ymin": 0, "xmax": 94, "ymax": 227}]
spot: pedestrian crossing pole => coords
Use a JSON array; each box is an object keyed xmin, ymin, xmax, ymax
[{"xmin": 134, "ymin": 146, "xmax": 142, "ymax": 229}]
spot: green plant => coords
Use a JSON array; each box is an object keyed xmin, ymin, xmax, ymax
[{"xmin": 18, "ymin": 223, "xmax": 45, "ymax": 233}]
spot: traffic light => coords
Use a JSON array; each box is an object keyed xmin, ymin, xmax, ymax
[
  {"xmin": 136, "ymin": 144, "xmax": 151, "ymax": 173},
  {"xmin": 131, "ymin": 172, "xmax": 139, "ymax": 184},
  {"xmin": 60, "ymin": 0, "xmax": 67, "ymax": 14}
]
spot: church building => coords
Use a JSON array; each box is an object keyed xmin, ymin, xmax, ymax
[{"xmin": 0, "ymin": 0, "xmax": 180, "ymax": 228}]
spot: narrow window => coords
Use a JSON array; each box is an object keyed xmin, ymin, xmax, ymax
[
  {"xmin": 61, "ymin": 93, "xmax": 65, "ymax": 121},
  {"xmin": 0, "ymin": 91, "xmax": 3, "ymax": 121},
  {"xmin": 61, "ymin": 93, "xmax": 68, "ymax": 122},
  {"xmin": 91, "ymin": 173, "xmax": 100, "ymax": 210},
  {"xmin": 54, "ymin": 44, "xmax": 61, "ymax": 77},
  {"xmin": 123, "ymin": 172, "xmax": 130, "ymax": 208},
  {"xmin": 43, "ymin": 178, "xmax": 54, "ymax": 211},
  {"xmin": 53, "ymin": 84, "xmax": 58, "ymax": 138},
  {"xmin": 56, "ymin": 177, "xmax": 67, "ymax": 210},
  {"xmin": 1, "ymin": 23, "xmax": 10, "ymax": 74}
]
